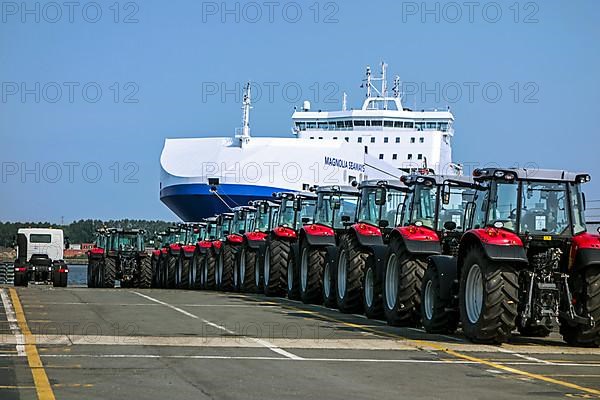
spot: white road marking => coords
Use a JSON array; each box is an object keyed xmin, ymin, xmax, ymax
[
  {"xmin": 21, "ymin": 302, "xmax": 276, "ymax": 308},
  {"xmin": 132, "ymin": 291, "xmax": 303, "ymax": 360},
  {"xmin": 497, "ymin": 347, "xmax": 554, "ymax": 365},
  {"xmin": 0, "ymin": 289, "xmax": 26, "ymax": 356}
]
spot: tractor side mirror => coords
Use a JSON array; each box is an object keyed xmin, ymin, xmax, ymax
[
  {"xmin": 379, "ymin": 219, "xmax": 390, "ymax": 229},
  {"xmin": 442, "ymin": 183, "xmax": 451, "ymax": 205},
  {"xmin": 375, "ymin": 188, "xmax": 387, "ymax": 206},
  {"xmin": 302, "ymin": 217, "xmax": 310, "ymax": 224},
  {"xmin": 341, "ymin": 215, "xmax": 351, "ymax": 223},
  {"xmin": 582, "ymin": 192, "xmax": 587, "ymax": 210},
  {"xmin": 443, "ymin": 221, "xmax": 457, "ymax": 231}
]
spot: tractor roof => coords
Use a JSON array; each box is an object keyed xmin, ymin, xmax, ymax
[
  {"xmin": 473, "ymin": 168, "xmax": 591, "ymax": 183},
  {"xmin": 402, "ymin": 174, "xmax": 474, "ymax": 187},
  {"xmin": 314, "ymin": 185, "xmax": 359, "ymax": 195},
  {"xmin": 357, "ymin": 179, "xmax": 408, "ymax": 191},
  {"xmin": 109, "ymin": 228, "xmax": 144, "ymax": 234},
  {"xmin": 249, "ymin": 199, "xmax": 280, "ymax": 208},
  {"xmin": 273, "ymin": 191, "xmax": 317, "ymax": 201}
]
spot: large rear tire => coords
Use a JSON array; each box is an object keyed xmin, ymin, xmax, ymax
[
  {"xmin": 218, "ymin": 245, "xmax": 235, "ymax": 291},
  {"xmin": 421, "ymin": 263, "xmax": 458, "ymax": 334},
  {"xmin": 363, "ymin": 263, "xmax": 383, "ymax": 319},
  {"xmin": 287, "ymin": 246, "xmax": 300, "ymax": 300},
  {"xmin": 383, "ymin": 240, "xmax": 426, "ymax": 326},
  {"xmin": 336, "ymin": 234, "xmax": 366, "ymax": 313},
  {"xmin": 87, "ymin": 261, "xmax": 96, "ymax": 288},
  {"xmin": 176, "ymin": 256, "xmax": 190, "ymax": 289},
  {"xmin": 53, "ymin": 269, "xmax": 68, "ymax": 288},
  {"xmin": 459, "ymin": 249, "xmax": 518, "ymax": 344},
  {"xmin": 138, "ymin": 257, "xmax": 152, "ymax": 289},
  {"xmin": 203, "ymin": 250, "xmax": 217, "ymax": 290},
  {"xmin": 190, "ymin": 251, "xmax": 202, "ymax": 290},
  {"xmin": 14, "ymin": 271, "xmax": 28, "ymax": 287},
  {"xmin": 241, "ymin": 247, "xmax": 258, "ymax": 293},
  {"xmin": 264, "ymin": 239, "xmax": 289, "ymax": 297},
  {"xmin": 322, "ymin": 258, "xmax": 336, "ymax": 308},
  {"xmin": 300, "ymin": 243, "xmax": 326, "ymax": 304},
  {"xmin": 560, "ymin": 266, "xmax": 600, "ymax": 347},
  {"xmin": 103, "ymin": 258, "xmax": 116, "ymax": 289}
]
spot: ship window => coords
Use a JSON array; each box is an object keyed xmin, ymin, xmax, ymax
[
  {"xmin": 365, "ymin": 146, "xmax": 368, "ymax": 154},
  {"xmin": 344, "ymin": 120, "xmax": 352, "ymax": 128},
  {"xmin": 333, "ymin": 137, "xmax": 338, "ymax": 140},
  {"xmin": 405, "ymin": 121, "xmax": 414, "ymax": 129},
  {"xmin": 296, "ymin": 122, "xmax": 306, "ymax": 131},
  {"xmin": 371, "ymin": 120, "xmax": 382, "ymax": 127},
  {"xmin": 365, "ymin": 120, "xmax": 371, "ymax": 126},
  {"xmin": 354, "ymin": 120, "xmax": 365, "ymax": 127},
  {"xmin": 418, "ymin": 154, "xmax": 423, "ymax": 160},
  {"xmin": 379, "ymin": 154, "xmax": 384, "ymax": 160},
  {"xmin": 408, "ymin": 154, "xmax": 413, "ymax": 160},
  {"xmin": 426, "ymin": 122, "xmax": 437, "ymax": 130},
  {"xmin": 370, "ymin": 137, "xmax": 375, "ymax": 143},
  {"xmin": 318, "ymin": 137, "xmax": 323, "ymax": 140},
  {"xmin": 419, "ymin": 137, "xmax": 424, "ymax": 143},
  {"xmin": 329, "ymin": 121, "xmax": 336, "ymax": 128},
  {"xmin": 411, "ymin": 137, "xmax": 416, "ymax": 143},
  {"xmin": 384, "ymin": 121, "xmax": 394, "ymax": 127},
  {"xmin": 336, "ymin": 121, "xmax": 345, "ymax": 129},
  {"xmin": 415, "ymin": 122, "xmax": 424, "ymax": 131},
  {"xmin": 307, "ymin": 122, "xmax": 316, "ymax": 129},
  {"xmin": 318, "ymin": 122, "xmax": 328, "ymax": 129},
  {"xmin": 392, "ymin": 154, "xmax": 398, "ymax": 160},
  {"xmin": 345, "ymin": 137, "xmax": 349, "ymax": 142},
  {"xmin": 384, "ymin": 137, "xmax": 389, "ymax": 143},
  {"xmin": 395, "ymin": 137, "xmax": 400, "ymax": 143},
  {"xmin": 310, "ymin": 137, "xmax": 315, "ymax": 139},
  {"xmin": 439, "ymin": 122, "xmax": 448, "ymax": 131},
  {"xmin": 394, "ymin": 121, "xmax": 403, "ymax": 128}
]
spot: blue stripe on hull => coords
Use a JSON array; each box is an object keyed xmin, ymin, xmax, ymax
[{"xmin": 160, "ymin": 183, "xmax": 290, "ymax": 221}]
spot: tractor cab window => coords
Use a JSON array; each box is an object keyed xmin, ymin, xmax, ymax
[
  {"xmin": 359, "ymin": 187, "xmax": 405, "ymax": 227},
  {"xmin": 520, "ymin": 181, "xmax": 570, "ymax": 235},
  {"xmin": 112, "ymin": 234, "xmax": 139, "ymax": 251},
  {"xmin": 254, "ymin": 209, "xmax": 270, "ymax": 232},
  {"xmin": 487, "ymin": 182, "xmax": 518, "ymax": 231},
  {"xmin": 207, "ymin": 223, "xmax": 218, "ymax": 240},
  {"xmin": 570, "ymin": 183, "xmax": 587, "ymax": 235},
  {"xmin": 299, "ymin": 199, "xmax": 316, "ymax": 226},
  {"xmin": 278, "ymin": 200, "xmax": 296, "ymax": 227},
  {"xmin": 385, "ymin": 189, "xmax": 407, "ymax": 228},
  {"xmin": 315, "ymin": 193, "xmax": 358, "ymax": 229},
  {"xmin": 232, "ymin": 212, "xmax": 248, "ymax": 234},
  {"xmin": 411, "ymin": 184, "xmax": 438, "ymax": 229},
  {"xmin": 438, "ymin": 187, "xmax": 475, "ymax": 231},
  {"xmin": 220, "ymin": 220, "xmax": 232, "ymax": 236},
  {"xmin": 358, "ymin": 188, "xmax": 379, "ymax": 226},
  {"xmin": 471, "ymin": 183, "xmax": 490, "ymax": 229}
]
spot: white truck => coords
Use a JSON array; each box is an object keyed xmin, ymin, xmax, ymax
[{"xmin": 14, "ymin": 228, "xmax": 69, "ymax": 287}]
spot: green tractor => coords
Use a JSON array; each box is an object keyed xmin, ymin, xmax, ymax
[{"xmin": 96, "ymin": 229, "xmax": 151, "ymax": 288}]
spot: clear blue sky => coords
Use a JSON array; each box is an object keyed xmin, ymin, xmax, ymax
[{"xmin": 1, "ymin": 0, "xmax": 599, "ymax": 222}]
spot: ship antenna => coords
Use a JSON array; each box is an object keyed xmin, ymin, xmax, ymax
[
  {"xmin": 342, "ymin": 92, "xmax": 347, "ymax": 111},
  {"xmin": 393, "ymin": 76, "xmax": 401, "ymax": 98},
  {"xmin": 364, "ymin": 66, "xmax": 372, "ymax": 98},
  {"xmin": 238, "ymin": 82, "xmax": 252, "ymax": 145},
  {"xmin": 381, "ymin": 61, "xmax": 387, "ymax": 98}
]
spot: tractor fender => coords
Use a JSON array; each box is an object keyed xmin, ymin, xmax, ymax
[
  {"xmin": 390, "ymin": 227, "xmax": 442, "ymax": 256},
  {"xmin": 570, "ymin": 232, "xmax": 600, "ymax": 272},
  {"xmin": 300, "ymin": 225, "xmax": 336, "ymax": 247},
  {"xmin": 244, "ymin": 232, "xmax": 268, "ymax": 250},
  {"xmin": 427, "ymin": 255, "xmax": 458, "ymax": 302},
  {"xmin": 182, "ymin": 245, "xmax": 196, "ymax": 257},
  {"xmin": 351, "ymin": 224, "xmax": 385, "ymax": 248},
  {"xmin": 460, "ymin": 229, "xmax": 528, "ymax": 264}
]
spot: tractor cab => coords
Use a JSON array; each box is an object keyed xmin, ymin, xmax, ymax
[
  {"xmin": 313, "ymin": 185, "xmax": 360, "ymax": 231},
  {"xmin": 355, "ymin": 180, "xmax": 409, "ymax": 236},
  {"xmin": 272, "ymin": 192, "xmax": 317, "ymax": 234},
  {"xmin": 249, "ymin": 200, "xmax": 280, "ymax": 233},
  {"xmin": 107, "ymin": 229, "xmax": 145, "ymax": 256},
  {"xmin": 204, "ymin": 217, "xmax": 219, "ymax": 241}
]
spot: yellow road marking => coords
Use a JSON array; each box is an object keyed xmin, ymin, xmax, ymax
[
  {"xmin": 242, "ymin": 295, "xmax": 600, "ymax": 397},
  {"xmin": 0, "ymin": 383, "xmax": 93, "ymax": 390},
  {"xmin": 9, "ymin": 288, "xmax": 56, "ymax": 400}
]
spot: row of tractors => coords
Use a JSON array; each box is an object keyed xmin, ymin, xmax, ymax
[{"xmin": 87, "ymin": 168, "xmax": 600, "ymax": 347}]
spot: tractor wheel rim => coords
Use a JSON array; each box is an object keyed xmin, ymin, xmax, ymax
[
  {"xmin": 177, "ymin": 259, "xmax": 182, "ymax": 284},
  {"xmin": 385, "ymin": 254, "xmax": 398, "ymax": 311},
  {"xmin": 217, "ymin": 256, "xmax": 223, "ymax": 286},
  {"xmin": 255, "ymin": 256, "xmax": 261, "ymax": 287},
  {"xmin": 263, "ymin": 251, "xmax": 270, "ymax": 286},
  {"xmin": 287, "ymin": 260, "xmax": 294, "ymax": 292},
  {"xmin": 202, "ymin": 260, "xmax": 207, "ymax": 286},
  {"xmin": 190, "ymin": 258, "xmax": 196, "ymax": 285},
  {"xmin": 424, "ymin": 280, "xmax": 434, "ymax": 321},
  {"xmin": 465, "ymin": 264, "xmax": 483, "ymax": 324},
  {"xmin": 239, "ymin": 250, "xmax": 245, "ymax": 286},
  {"xmin": 365, "ymin": 267, "xmax": 374, "ymax": 308},
  {"xmin": 337, "ymin": 250, "xmax": 347, "ymax": 300},
  {"xmin": 300, "ymin": 248, "xmax": 309, "ymax": 292},
  {"xmin": 233, "ymin": 259, "xmax": 238, "ymax": 287},
  {"xmin": 323, "ymin": 263, "xmax": 331, "ymax": 299}
]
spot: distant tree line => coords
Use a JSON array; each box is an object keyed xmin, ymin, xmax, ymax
[{"xmin": 0, "ymin": 220, "xmax": 177, "ymax": 247}]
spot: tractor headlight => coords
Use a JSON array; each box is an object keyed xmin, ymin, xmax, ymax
[{"xmin": 494, "ymin": 171, "xmax": 505, "ymax": 178}]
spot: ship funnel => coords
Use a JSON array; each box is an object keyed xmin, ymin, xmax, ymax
[{"xmin": 303, "ymin": 100, "xmax": 311, "ymax": 111}]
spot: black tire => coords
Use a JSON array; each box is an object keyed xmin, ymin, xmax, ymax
[
  {"xmin": 322, "ymin": 257, "xmax": 336, "ymax": 308},
  {"xmin": 459, "ymin": 249, "xmax": 518, "ymax": 344},
  {"xmin": 518, "ymin": 323, "xmax": 552, "ymax": 338},
  {"xmin": 254, "ymin": 249, "xmax": 264, "ymax": 293},
  {"xmin": 336, "ymin": 234, "xmax": 367, "ymax": 313},
  {"xmin": 203, "ymin": 250, "xmax": 217, "ymax": 290},
  {"xmin": 383, "ymin": 240, "xmax": 427, "ymax": 326},
  {"xmin": 102, "ymin": 258, "xmax": 116, "ymax": 288},
  {"xmin": 363, "ymin": 263, "xmax": 383, "ymax": 319},
  {"xmin": 166, "ymin": 255, "xmax": 176, "ymax": 289},
  {"xmin": 87, "ymin": 261, "xmax": 96, "ymax": 288},
  {"xmin": 264, "ymin": 239, "xmax": 289, "ymax": 297},
  {"xmin": 241, "ymin": 247, "xmax": 258, "ymax": 293},
  {"xmin": 176, "ymin": 256, "xmax": 190, "ymax": 289},
  {"xmin": 560, "ymin": 266, "xmax": 600, "ymax": 347},
  {"xmin": 53, "ymin": 271, "xmax": 68, "ymax": 288},
  {"xmin": 151, "ymin": 256, "xmax": 160, "ymax": 288},
  {"xmin": 138, "ymin": 257, "xmax": 152, "ymax": 289},
  {"xmin": 218, "ymin": 245, "xmax": 235, "ymax": 291},
  {"xmin": 14, "ymin": 272, "xmax": 28, "ymax": 287},
  {"xmin": 190, "ymin": 251, "xmax": 203, "ymax": 290},
  {"xmin": 287, "ymin": 246, "xmax": 301, "ymax": 300},
  {"xmin": 421, "ymin": 263, "xmax": 458, "ymax": 334},
  {"xmin": 300, "ymin": 242, "xmax": 326, "ymax": 304}
]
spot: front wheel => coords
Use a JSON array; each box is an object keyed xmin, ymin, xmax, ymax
[
  {"xmin": 87, "ymin": 261, "xmax": 96, "ymax": 288},
  {"xmin": 138, "ymin": 257, "xmax": 152, "ymax": 289},
  {"xmin": 336, "ymin": 235, "xmax": 367, "ymax": 313},
  {"xmin": 560, "ymin": 266, "xmax": 600, "ymax": 347},
  {"xmin": 264, "ymin": 239, "xmax": 289, "ymax": 297},
  {"xmin": 300, "ymin": 243, "xmax": 326, "ymax": 304},
  {"xmin": 218, "ymin": 245, "xmax": 235, "ymax": 291},
  {"xmin": 241, "ymin": 247, "xmax": 258, "ymax": 293},
  {"xmin": 103, "ymin": 258, "xmax": 116, "ymax": 288},
  {"xmin": 459, "ymin": 249, "xmax": 518, "ymax": 344},
  {"xmin": 287, "ymin": 246, "xmax": 300, "ymax": 300},
  {"xmin": 363, "ymin": 264, "xmax": 383, "ymax": 319},
  {"xmin": 421, "ymin": 264, "xmax": 458, "ymax": 334}
]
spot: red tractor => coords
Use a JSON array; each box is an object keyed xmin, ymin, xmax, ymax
[
  {"xmin": 335, "ymin": 180, "xmax": 409, "ymax": 315},
  {"xmin": 195, "ymin": 217, "xmax": 219, "ymax": 290},
  {"xmin": 176, "ymin": 223, "xmax": 206, "ymax": 289},
  {"xmin": 87, "ymin": 229, "xmax": 108, "ymax": 288},
  {"xmin": 424, "ymin": 168, "xmax": 600, "ymax": 346},
  {"xmin": 263, "ymin": 192, "xmax": 317, "ymax": 298},
  {"xmin": 298, "ymin": 185, "xmax": 359, "ymax": 305},
  {"xmin": 214, "ymin": 212, "xmax": 235, "ymax": 291},
  {"xmin": 236, "ymin": 200, "xmax": 280, "ymax": 293},
  {"xmin": 382, "ymin": 174, "xmax": 475, "ymax": 326},
  {"xmin": 158, "ymin": 226, "xmax": 185, "ymax": 289}
]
